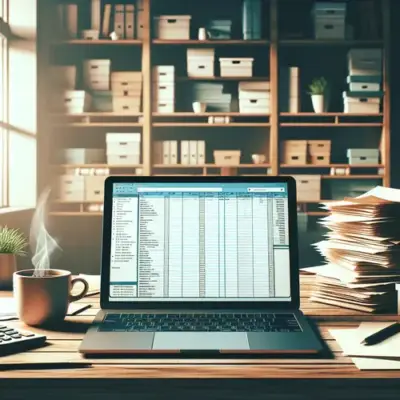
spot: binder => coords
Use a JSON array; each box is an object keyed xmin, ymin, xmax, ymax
[
  {"xmin": 242, "ymin": 0, "xmax": 261, "ymax": 40},
  {"xmin": 170, "ymin": 141, "xmax": 178, "ymax": 165},
  {"xmin": 153, "ymin": 141, "xmax": 163, "ymax": 164},
  {"xmin": 125, "ymin": 4, "xmax": 135, "ymax": 39},
  {"xmin": 66, "ymin": 4, "xmax": 78, "ymax": 38},
  {"xmin": 102, "ymin": 4, "xmax": 112, "ymax": 37},
  {"xmin": 197, "ymin": 141, "xmax": 206, "ymax": 165},
  {"xmin": 91, "ymin": 0, "xmax": 101, "ymax": 31},
  {"xmin": 181, "ymin": 141, "xmax": 190, "ymax": 165},
  {"xmin": 189, "ymin": 141, "xmax": 198, "ymax": 165},
  {"xmin": 162, "ymin": 141, "xmax": 170, "ymax": 165},
  {"xmin": 114, "ymin": 4, "xmax": 125, "ymax": 38},
  {"xmin": 136, "ymin": 10, "xmax": 145, "ymax": 39},
  {"xmin": 289, "ymin": 67, "xmax": 300, "ymax": 113}
]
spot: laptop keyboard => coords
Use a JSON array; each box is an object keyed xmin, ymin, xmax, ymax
[{"xmin": 99, "ymin": 313, "xmax": 301, "ymax": 333}]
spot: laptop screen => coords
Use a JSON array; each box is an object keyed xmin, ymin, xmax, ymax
[{"xmin": 108, "ymin": 182, "xmax": 291, "ymax": 302}]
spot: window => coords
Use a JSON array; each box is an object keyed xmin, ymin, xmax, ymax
[{"xmin": 0, "ymin": 0, "xmax": 37, "ymax": 209}]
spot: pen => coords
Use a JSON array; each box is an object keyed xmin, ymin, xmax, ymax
[
  {"xmin": 0, "ymin": 362, "xmax": 92, "ymax": 371},
  {"xmin": 361, "ymin": 322, "xmax": 400, "ymax": 346}
]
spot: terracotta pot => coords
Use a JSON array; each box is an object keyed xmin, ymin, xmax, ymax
[{"xmin": 0, "ymin": 254, "xmax": 17, "ymax": 289}]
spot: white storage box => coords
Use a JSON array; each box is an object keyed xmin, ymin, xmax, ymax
[
  {"xmin": 348, "ymin": 49, "xmax": 382, "ymax": 76},
  {"xmin": 344, "ymin": 94, "xmax": 381, "ymax": 114},
  {"xmin": 85, "ymin": 176, "xmax": 106, "ymax": 202},
  {"xmin": 81, "ymin": 29, "xmax": 100, "ymax": 40},
  {"xmin": 83, "ymin": 59, "xmax": 111, "ymax": 77},
  {"xmin": 51, "ymin": 66, "xmax": 76, "ymax": 89},
  {"xmin": 153, "ymin": 101, "xmax": 175, "ymax": 113},
  {"xmin": 113, "ymin": 97, "xmax": 141, "ymax": 113},
  {"xmin": 315, "ymin": 20, "xmax": 345, "ymax": 39},
  {"xmin": 154, "ymin": 15, "xmax": 191, "ymax": 40},
  {"xmin": 347, "ymin": 77, "xmax": 380, "ymax": 92},
  {"xmin": 58, "ymin": 90, "xmax": 91, "ymax": 113},
  {"xmin": 106, "ymin": 133, "xmax": 141, "ymax": 155},
  {"xmin": 214, "ymin": 150, "xmax": 241, "ymax": 166},
  {"xmin": 220, "ymin": 58, "xmax": 253, "ymax": 77},
  {"xmin": 59, "ymin": 148, "xmax": 105, "ymax": 164},
  {"xmin": 107, "ymin": 154, "xmax": 141, "ymax": 165},
  {"xmin": 187, "ymin": 60, "xmax": 215, "ymax": 78},
  {"xmin": 187, "ymin": 48, "xmax": 215, "ymax": 59},
  {"xmin": 153, "ymin": 83, "xmax": 175, "ymax": 100},
  {"xmin": 347, "ymin": 149, "xmax": 379, "ymax": 165},
  {"xmin": 314, "ymin": 2, "xmax": 346, "ymax": 18},
  {"xmin": 58, "ymin": 175, "xmax": 85, "ymax": 201},
  {"xmin": 153, "ymin": 66, "xmax": 175, "ymax": 82},
  {"xmin": 239, "ymin": 98, "xmax": 270, "ymax": 112}
]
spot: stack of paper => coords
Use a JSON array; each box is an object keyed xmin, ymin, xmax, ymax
[
  {"xmin": 308, "ymin": 186, "xmax": 400, "ymax": 313},
  {"xmin": 331, "ymin": 322, "xmax": 400, "ymax": 370}
]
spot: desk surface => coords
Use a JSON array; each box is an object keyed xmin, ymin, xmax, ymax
[{"xmin": 1, "ymin": 273, "xmax": 400, "ymax": 383}]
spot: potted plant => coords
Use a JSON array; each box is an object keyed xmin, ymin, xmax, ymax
[
  {"xmin": 308, "ymin": 77, "xmax": 329, "ymax": 113},
  {"xmin": 0, "ymin": 226, "xmax": 27, "ymax": 289}
]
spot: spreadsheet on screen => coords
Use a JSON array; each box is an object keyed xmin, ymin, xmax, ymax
[{"xmin": 109, "ymin": 182, "xmax": 291, "ymax": 302}]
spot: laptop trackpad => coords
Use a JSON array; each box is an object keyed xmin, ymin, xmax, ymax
[{"xmin": 153, "ymin": 332, "xmax": 249, "ymax": 350}]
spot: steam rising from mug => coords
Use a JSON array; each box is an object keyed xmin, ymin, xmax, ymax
[{"xmin": 30, "ymin": 188, "xmax": 61, "ymax": 278}]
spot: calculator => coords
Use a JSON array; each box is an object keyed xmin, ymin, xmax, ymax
[{"xmin": 0, "ymin": 325, "xmax": 47, "ymax": 356}]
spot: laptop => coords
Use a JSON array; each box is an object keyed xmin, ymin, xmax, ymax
[{"xmin": 80, "ymin": 176, "xmax": 323, "ymax": 355}]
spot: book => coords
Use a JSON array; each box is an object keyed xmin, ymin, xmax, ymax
[
  {"xmin": 102, "ymin": 4, "xmax": 112, "ymax": 37},
  {"xmin": 65, "ymin": 4, "xmax": 78, "ymax": 38},
  {"xmin": 91, "ymin": 0, "xmax": 101, "ymax": 31},
  {"xmin": 125, "ymin": 4, "xmax": 135, "ymax": 39}
]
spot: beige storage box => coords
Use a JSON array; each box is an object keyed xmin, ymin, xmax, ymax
[
  {"xmin": 83, "ymin": 59, "xmax": 111, "ymax": 77},
  {"xmin": 59, "ymin": 148, "xmax": 105, "ymax": 164},
  {"xmin": 85, "ymin": 176, "xmax": 106, "ymax": 202},
  {"xmin": 220, "ymin": 58, "xmax": 253, "ymax": 77},
  {"xmin": 51, "ymin": 66, "xmax": 76, "ymax": 89},
  {"xmin": 107, "ymin": 154, "xmax": 141, "ymax": 165},
  {"xmin": 81, "ymin": 29, "xmax": 100, "ymax": 40},
  {"xmin": 214, "ymin": 150, "xmax": 241, "ymax": 166},
  {"xmin": 154, "ymin": 15, "xmax": 191, "ymax": 40},
  {"xmin": 344, "ymin": 96, "xmax": 381, "ymax": 114},
  {"xmin": 58, "ymin": 175, "xmax": 85, "ymax": 202},
  {"xmin": 111, "ymin": 71, "xmax": 142, "ymax": 82},
  {"xmin": 308, "ymin": 140, "xmax": 331, "ymax": 165},
  {"xmin": 187, "ymin": 48, "xmax": 215, "ymax": 77},
  {"xmin": 282, "ymin": 140, "xmax": 307, "ymax": 165},
  {"xmin": 111, "ymin": 72, "xmax": 142, "ymax": 96},
  {"xmin": 293, "ymin": 175, "xmax": 321, "ymax": 202},
  {"xmin": 113, "ymin": 96, "xmax": 141, "ymax": 113},
  {"xmin": 153, "ymin": 66, "xmax": 175, "ymax": 82},
  {"xmin": 153, "ymin": 101, "xmax": 175, "ymax": 113}
]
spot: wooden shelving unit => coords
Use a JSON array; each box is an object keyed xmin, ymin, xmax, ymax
[{"xmin": 40, "ymin": 0, "xmax": 391, "ymax": 217}]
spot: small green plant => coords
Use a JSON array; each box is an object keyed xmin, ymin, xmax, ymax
[
  {"xmin": 308, "ymin": 77, "xmax": 328, "ymax": 95},
  {"xmin": 0, "ymin": 226, "xmax": 28, "ymax": 256}
]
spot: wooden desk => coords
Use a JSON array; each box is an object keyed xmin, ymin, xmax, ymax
[{"xmin": 1, "ymin": 274, "xmax": 400, "ymax": 400}]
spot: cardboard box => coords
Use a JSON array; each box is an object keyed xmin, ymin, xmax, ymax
[
  {"xmin": 214, "ymin": 150, "xmax": 241, "ymax": 166},
  {"xmin": 282, "ymin": 140, "xmax": 307, "ymax": 165},
  {"xmin": 85, "ymin": 175, "xmax": 106, "ymax": 202},
  {"xmin": 220, "ymin": 58, "xmax": 253, "ymax": 77},
  {"xmin": 293, "ymin": 175, "xmax": 321, "ymax": 202},
  {"xmin": 113, "ymin": 96, "xmax": 141, "ymax": 113},
  {"xmin": 154, "ymin": 15, "xmax": 191, "ymax": 40},
  {"xmin": 83, "ymin": 59, "xmax": 111, "ymax": 77},
  {"xmin": 308, "ymin": 140, "xmax": 331, "ymax": 156}
]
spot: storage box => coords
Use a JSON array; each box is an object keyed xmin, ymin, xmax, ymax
[
  {"xmin": 344, "ymin": 93, "xmax": 381, "ymax": 114},
  {"xmin": 111, "ymin": 71, "xmax": 142, "ymax": 82},
  {"xmin": 113, "ymin": 97, "xmax": 141, "ymax": 113},
  {"xmin": 282, "ymin": 140, "xmax": 307, "ymax": 165},
  {"xmin": 213, "ymin": 150, "xmax": 241, "ymax": 166},
  {"xmin": 58, "ymin": 175, "xmax": 85, "ymax": 201},
  {"xmin": 153, "ymin": 82, "xmax": 175, "ymax": 100},
  {"xmin": 153, "ymin": 101, "xmax": 175, "ymax": 113},
  {"xmin": 347, "ymin": 76, "xmax": 380, "ymax": 92},
  {"xmin": 81, "ymin": 29, "xmax": 100, "ymax": 40},
  {"xmin": 59, "ymin": 148, "xmax": 105, "ymax": 164},
  {"xmin": 57, "ymin": 90, "xmax": 91, "ymax": 113},
  {"xmin": 107, "ymin": 154, "xmax": 141, "ymax": 165},
  {"xmin": 83, "ymin": 59, "xmax": 111, "ymax": 77},
  {"xmin": 314, "ymin": 2, "xmax": 346, "ymax": 17},
  {"xmin": 315, "ymin": 20, "xmax": 345, "ymax": 39},
  {"xmin": 153, "ymin": 66, "xmax": 175, "ymax": 82},
  {"xmin": 154, "ymin": 15, "xmax": 191, "ymax": 40},
  {"xmin": 220, "ymin": 58, "xmax": 254, "ymax": 77},
  {"xmin": 308, "ymin": 140, "xmax": 331, "ymax": 155},
  {"xmin": 51, "ymin": 66, "xmax": 76, "ymax": 89},
  {"xmin": 106, "ymin": 133, "xmax": 141, "ymax": 155},
  {"xmin": 348, "ymin": 49, "xmax": 382, "ymax": 76},
  {"xmin": 293, "ymin": 175, "xmax": 321, "ymax": 202},
  {"xmin": 187, "ymin": 60, "xmax": 215, "ymax": 78},
  {"xmin": 239, "ymin": 98, "xmax": 270, "ymax": 113},
  {"xmin": 347, "ymin": 149, "xmax": 380, "ymax": 165},
  {"xmin": 85, "ymin": 175, "xmax": 106, "ymax": 202}
]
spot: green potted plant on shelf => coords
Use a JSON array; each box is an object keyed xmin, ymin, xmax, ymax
[
  {"xmin": 0, "ymin": 226, "xmax": 28, "ymax": 289},
  {"xmin": 308, "ymin": 77, "xmax": 329, "ymax": 113}
]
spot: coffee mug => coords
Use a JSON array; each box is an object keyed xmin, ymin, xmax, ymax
[{"xmin": 13, "ymin": 269, "xmax": 89, "ymax": 326}]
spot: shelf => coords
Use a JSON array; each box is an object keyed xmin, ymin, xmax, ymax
[
  {"xmin": 280, "ymin": 164, "xmax": 383, "ymax": 168},
  {"xmin": 56, "ymin": 164, "xmax": 142, "ymax": 169},
  {"xmin": 53, "ymin": 122, "xmax": 143, "ymax": 127},
  {"xmin": 279, "ymin": 39, "xmax": 383, "ymax": 47},
  {"xmin": 280, "ymin": 112, "xmax": 383, "ymax": 117},
  {"xmin": 55, "ymin": 39, "xmax": 142, "ymax": 45},
  {"xmin": 51, "ymin": 112, "xmax": 143, "ymax": 117},
  {"xmin": 50, "ymin": 212, "xmax": 103, "ymax": 217},
  {"xmin": 153, "ymin": 112, "xmax": 270, "ymax": 117},
  {"xmin": 153, "ymin": 164, "xmax": 271, "ymax": 169},
  {"xmin": 280, "ymin": 123, "xmax": 383, "ymax": 127},
  {"xmin": 152, "ymin": 39, "xmax": 269, "ymax": 45},
  {"xmin": 177, "ymin": 76, "xmax": 270, "ymax": 82},
  {"xmin": 153, "ymin": 123, "xmax": 270, "ymax": 127},
  {"xmin": 322, "ymin": 175, "xmax": 383, "ymax": 180}
]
